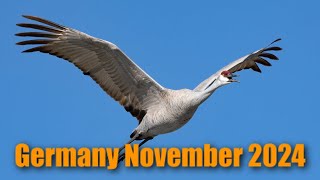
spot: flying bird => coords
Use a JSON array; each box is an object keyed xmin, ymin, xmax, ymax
[{"xmin": 16, "ymin": 15, "xmax": 282, "ymax": 162}]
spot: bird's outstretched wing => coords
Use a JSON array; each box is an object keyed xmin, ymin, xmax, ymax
[
  {"xmin": 16, "ymin": 15, "xmax": 165, "ymax": 123},
  {"xmin": 195, "ymin": 39, "xmax": 282, "ymax": 91}
]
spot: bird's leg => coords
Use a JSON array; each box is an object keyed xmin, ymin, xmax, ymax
[
  {"xmin": 118, "ymin": 134, "xmax": 139, "ymax": 154},
  {"xmin": 118, "ymin": 137, "xmax": 153, "ymax": 162},
  {"xmin": 138, "ymin": 137, "xmax": 153, "ymax": 147},
  {"xmin": 106, "ymin": 134, "xmax": 140, "ymax": 166}
]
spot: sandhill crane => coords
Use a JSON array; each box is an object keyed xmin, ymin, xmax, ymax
[{"xmin": 16, "ymin": 15, "xmax": 281, "ymax": 162}]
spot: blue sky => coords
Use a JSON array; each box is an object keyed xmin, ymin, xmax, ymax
[{"xmin": 1, "ymin": 0, "xmax": 319, "ymax": 179}]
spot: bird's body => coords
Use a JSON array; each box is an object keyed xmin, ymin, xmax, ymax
[
  {"xmin": 16, "ymin": 15, "xmax": 282, "ymax": 161},
  {"xmin": 136, "ymin": 89, "xmax": 202, "ymax": 139}
]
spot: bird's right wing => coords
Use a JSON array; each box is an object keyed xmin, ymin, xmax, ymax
[
  {"xmin": 194, "ymin": 39, "xmax": 282, "ymax": 91},
  {"xmin": 16, "ymin": 15, "xmax": 165, "ymax": 123}
]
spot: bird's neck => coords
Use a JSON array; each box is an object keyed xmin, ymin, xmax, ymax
[{"xmin": 198, "ymin": 78, "xmax": 227, "ymax": 102}]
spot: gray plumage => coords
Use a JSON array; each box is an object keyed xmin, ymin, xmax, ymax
[{"xmin": 16, "ymin": 15, "xmax": 282, "ymax": 161}]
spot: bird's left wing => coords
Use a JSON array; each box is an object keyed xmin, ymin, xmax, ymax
[
  {"xmin": 194, "ymin": 39, "xmax": 282, "ymax": 91},
  {"xmin": 16, "ymin": 15, "xmax": 165, "ymax": 123}
]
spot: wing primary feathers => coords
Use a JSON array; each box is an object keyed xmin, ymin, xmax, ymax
[
  {"xmin": 264, "ymin": 46, "xmax": 282, "ymax": 51},
  {"xmin": 16, "ymin": 39, "xmax": 53, "ymax": 45},
  {"xmin": 259, "ymin": 53, "xmax": 279, "ymax": 60},
  {"xmin": 16, "ymin": 23, "xmax": 62, "ymax": 34},
  {"xmin": 15, "ymin": 32, "xmax": 59, "ymax": 38},
  {"xmin": 22, "ymin": 15, "xmax": 66, "ymax": 30},
  {"xmin": 268, "ymin": 38, "xmax": 282, "ymax": 46},
  {"xmin": 251, "ymin": 64, "xmax": 262, "ymax": 73},
  {"xmin": 22, "ymin": 46, "xmax": 48, "ymax": 53},
  {"xmin": 255, "ymin": 57, "xmax": 272, "ymax": 66}
]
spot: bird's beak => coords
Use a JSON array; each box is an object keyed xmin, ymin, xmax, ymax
[
  {"xmin": 228, "ymin": 74, "xmax": 240, "ymax": 83},
  {"xmin": 229, "ymin": 79, "xmax": 239, "ymax": 83}
]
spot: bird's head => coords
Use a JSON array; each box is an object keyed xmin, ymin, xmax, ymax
[{"xmin": 219, "ymin": 70, "xmax": 239, "ymax": 84}]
